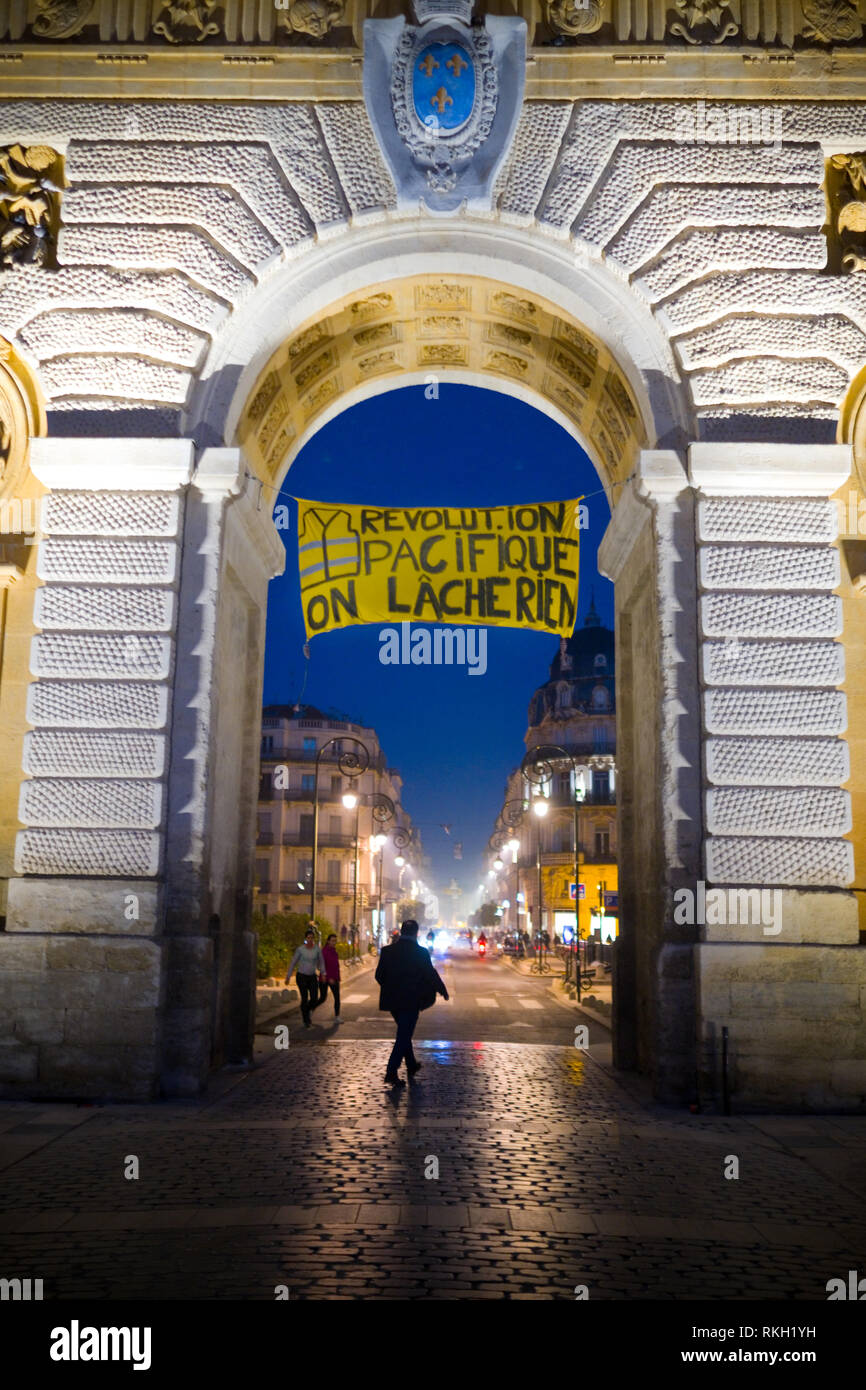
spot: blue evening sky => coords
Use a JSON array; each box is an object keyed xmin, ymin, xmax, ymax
[{"xmin": 262, "ymin": 384, "xmax": 612, "ymax": 913}]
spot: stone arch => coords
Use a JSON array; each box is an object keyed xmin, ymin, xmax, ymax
[
  {"xmin": 0, "ymin": 341, "xmax": 46, "ymax": 918},
  {"xmin": 234, "ymin": 272, "xmax": 648, "ymax": 499},
  {"xmin": 187, "ymin": 219, "xmax": 691, "ymax": 484}
]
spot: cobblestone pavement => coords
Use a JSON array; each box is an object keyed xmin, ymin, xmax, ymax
[{"xmin": 1, "ymin": 1036, "xmax": 865, "ymax": 1300}]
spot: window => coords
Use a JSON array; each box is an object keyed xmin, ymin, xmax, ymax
[
  {"xmin": 592, "ymin": 771, "xmax": 610, "ymax": 802},
  {"xmin": 298, "ymin": 859, "xmax": 312, "ymax": 884},
  {"xmin": 330, "ymin": 775, "xmax": 342, "ymax": 796},
  {"xmin": 594, "ymin": 653, "xmax": 607, "ymax": 672},
  {"xmin": 257, "ymin": 814, "xmax": 271, "ymax": 833},
  {"xmin": 329, "ymin": 815, "xmax": 342, "ymax": 837},
  {"xmin": 299, "ymin": 814, "xmax": 314, "ymax": 842},
  {"xmin": 592, "ymin": 724, "xmax": 609, "ymax": 752},
  {"xmin": 301, "ymin": 773, "xmax": 314, "ymax": 792},
  {"xmin": 303, "ymin": 737, "xmax": 316, "ymax": 753},
  {"xmin": 327, "ymin": 859, "xmax": 341, "ymax": 885},
  {"xmin": 594, "ymin": 829, "xmax": 610, "ymax": 858},
  {"xmin": 591, "ymin": 684, "xmax": 610, "ymax": 711},
  {"xmin": 262, "ymin": 734, "xmax": 274, "ymax": 753},
  {"xmin": 259, "ymin": 774, "xmax": 271, "ymax": 801}
]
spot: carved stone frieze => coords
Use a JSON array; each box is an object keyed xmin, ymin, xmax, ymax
[
  {"xmin": 0, "ymin": 144, "xmax": 64, "ymax": 272},
  {"xmin": 827, "ymin": 152, "xmax": 866, "ymax": 273},
  {"xmin": 7, "ymin": 0, "xmax": 866, "ymax": 48},
  {"xmin": 152, "ymin": 0, "xmax": 221, "ymax": 44},
  {"xmin": 801, "ymin": 0, "xmax": 863, "ymax": 44},
  {"xmin": 544, "ymin": 0, "xmax": 603, "ymax": 37},
  {"xmin": 669, "ymin": 0, "xmax": 739, "ymax": 45},
  {"xmin": 275, "ymin": 0, "xmax": 345, "ymax": 38},
  {"xmin": 33, "ymin": 0, "xmax": 96, "ymax": 38}
]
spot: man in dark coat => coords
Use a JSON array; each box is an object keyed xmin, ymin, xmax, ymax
[{"xmin": 375, "ymin": 919, "xmax": 448, "ymax": 1085}]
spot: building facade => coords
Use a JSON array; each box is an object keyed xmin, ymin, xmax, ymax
[
  {"xmin": 255, "ymin": 704, "xmax": 422, "ymax": 944},
  {"xmin": 491, "ymin": 602, "xmax": 618, "ymax": 943},
  {"xmin": 0, "ymin": 1, "xmax": 864, "ymax": 1106}
]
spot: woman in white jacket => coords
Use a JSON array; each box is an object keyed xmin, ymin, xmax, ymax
[{"xmin": 286, "ymin": 928, "xmax": 326, "ymax": 1028}]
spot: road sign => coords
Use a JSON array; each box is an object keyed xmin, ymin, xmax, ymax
[{"xmin": 569, "ymin": 882, "xmax": 586, "ymax": 900}]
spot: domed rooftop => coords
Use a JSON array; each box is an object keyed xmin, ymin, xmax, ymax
[{"xmin": 528, "ymin": 595, "xmax": 615, "ymax": 727}]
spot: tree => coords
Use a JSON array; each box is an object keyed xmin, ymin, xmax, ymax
[
  {"xmin": 395, "ymin": 897, "xmax": 426, "ymax": 926},
  {"xmin": 252, "ymin": 909, "xmax": 332, "ymax": 979},
  {"xmin": 479, "ymin": 901, "xmax": 499, "ymax": 927}
]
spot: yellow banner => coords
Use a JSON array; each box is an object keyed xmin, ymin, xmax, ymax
[{"xmin": 296, "ymin": 498, "xmax": 582, "ymax": 638}]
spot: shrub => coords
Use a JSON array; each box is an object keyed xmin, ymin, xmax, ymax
[{"xmin": 253, "ymin": 911, "xmax": 332, "ymax": 979}]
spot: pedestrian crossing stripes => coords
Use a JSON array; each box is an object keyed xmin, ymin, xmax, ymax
[
  {"xmin": 340, "ymin": 994, "xmax": 368, "ymax": 1004},
  {"xmin": 517, "ymin": 997, "xmax": 543, "ymax": 1010},
  {"xmin": 476, "ymin": 997, "xmax": 499, "ymax": 1008}
]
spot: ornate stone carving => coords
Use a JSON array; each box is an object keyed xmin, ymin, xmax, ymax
[
  {"xmin": 669, "ymin": 0, "xmax": 739, "ymax": 44},
  {"xmin": 801, "ymin": 0, "xmax": 863, "ymax": 44},
  {"xmin": 0, "ymin": 337, "xmax": 46, "ymax": 505},
  {"xmin": 0, "ymin": 144, "xmax": 64, "ymax": 270},
  {"xmin": 829, "ymin": 153, "xmax": 866, "ymax": 273},
  {"xmin": 365, "ymin": 9, "xmax": 526, "ymax": 212},
  {"xmin": 390, "ymin": 22, "xmax": 498, "ymax": 195},
  {"xmin": 545, "ymin": 0, "xmax": 603, "ymax": 37},
  {"xmin": 33, "ymin": 0, "xmax": 96, "ymax": 38},
  {"xmin": 152, "ymin": 0, "xmax": 221, "ymax": 44},
  {"xmin": 275, "ymin": 0, "xmax": 344, "ymax": 38}
]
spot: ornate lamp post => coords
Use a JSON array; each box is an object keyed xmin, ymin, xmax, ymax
[
  {"xmin": 310, "ymin": 736, "xmax": 369, "ymax": 926},
  {"xmin": 522, "ymin": 743, "xmax": 586, "ymax": 996},
  {"xmin": 495, "ymin": 796, "xmax": 532, "ymax": 959}
]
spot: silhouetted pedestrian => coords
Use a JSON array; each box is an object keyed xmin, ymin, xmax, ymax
[
  {"xmin": 321, "ymin": 932, "xmax": 341, "ymax": 1021},
  {"xmin": 375, "ymin": 919, "xmax": 448, "ymax": 1086}
]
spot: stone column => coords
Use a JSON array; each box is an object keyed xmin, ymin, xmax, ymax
[
  {"xmin": 598, "ymin": 450, "xmax": 703, "ymax": 1103},
  {"xmin": 689, "ymin": 443, "xmax": 862, "ymax": 1111},
  {"xmin": 2, "ymin": 439, "xmax": 193, "ymax": 1098},
  {"xmin": 1, "ymin": 441, "xmax": 284, "ymax": 1100},
  {"xmin": 160, "ymin": 448, "xmax": 284, "ymax": 1096}
]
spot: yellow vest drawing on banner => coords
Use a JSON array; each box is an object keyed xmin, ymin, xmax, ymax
[{"xmin": 295, "ymin": 497, "xmax": 583, "ymax": 639}]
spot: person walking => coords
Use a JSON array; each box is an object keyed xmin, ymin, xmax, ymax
[
  {"xmin": 286, "ymin": 926, "xmax": 326, "ymax": 1028},
  {"xmin": 375, "ymin": 919, "xmax": 448, "ymax": 1086},
  {"xmin": 320, "ymin": 932, "xmax": 342, "ymax": 1021}
]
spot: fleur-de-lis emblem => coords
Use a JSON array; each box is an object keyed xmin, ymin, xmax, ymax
[{"xmin": 431, "ymin": 87, "xmax": 453, "ymax": 115}]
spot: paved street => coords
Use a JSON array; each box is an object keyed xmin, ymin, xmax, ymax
[{"xmin": 0, "ymin": 950, "xmax": 864, "ymax": 1301}]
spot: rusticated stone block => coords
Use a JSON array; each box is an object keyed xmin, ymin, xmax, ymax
[
  {"xmin": 104, "ymin": 943, "xmax": 158, "ymax": 973},
  {"xmin": 0, "ymin": 937, "xmax": 46, "ymax": 971},
  {"xmin": 5, "ymin": 878, "xmax": 161, "ymax": 936},
  {"xmin": 0, "ymin": 1041, "xmax": 38, "ymax": 1082},
  {"xmin": 726, "ymin": 1018, "xmax": 861, "ymax": 1062},
  {"xmin": 699, "ymin": 889, "xmax": 859, "ymax": 944},
  {"xmin": 46, "ymin": 938, "xmax": 106, "ymax": 971},
  {"xmin": 37, "ymin": 1045, "xmax": 159, "ymax": 1099},
  {"xmin": 14, "ymin": 1009, "xmax": 65, "ymax": 1046},
  {"xmin": 63, "ymin": 1008, "xmax": 157, "ymax": 1047},
  {"xmin": 830, "ymin": 1061, "xmax": 866, "ymax": 1097},
  {"xmin": 38, "ymin": 972, "xmax": 104, "ymax": 1011}
]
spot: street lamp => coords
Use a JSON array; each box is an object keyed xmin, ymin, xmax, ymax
[
  {"xmin": 310, "ymin": 737, "xmax": 369, "ymax": 926},
  {"xmin": 522, "ymin": 743, "xmax": 587, "ymax": 997}
]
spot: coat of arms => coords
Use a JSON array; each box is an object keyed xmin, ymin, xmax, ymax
[{"xmin": 364, "ymin": 0, "xmax": 525, "ymax": 212}]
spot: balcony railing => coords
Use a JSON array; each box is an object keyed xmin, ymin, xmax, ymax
[
  {"xmin": 257, "ymin": 832, "xmax": 274, "ymax": 845},
  {"xmin": 281, "ymin": 833, "xmax": 356, "ymax": 848},
  {"xmin": 260, "ymin": 747, "xmax": 387, "ymax": 770}
]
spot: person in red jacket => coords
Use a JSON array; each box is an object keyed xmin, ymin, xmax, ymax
[{"xmin": 320, "ymin": 933, "xmax": 342, "ymax": 1021}]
